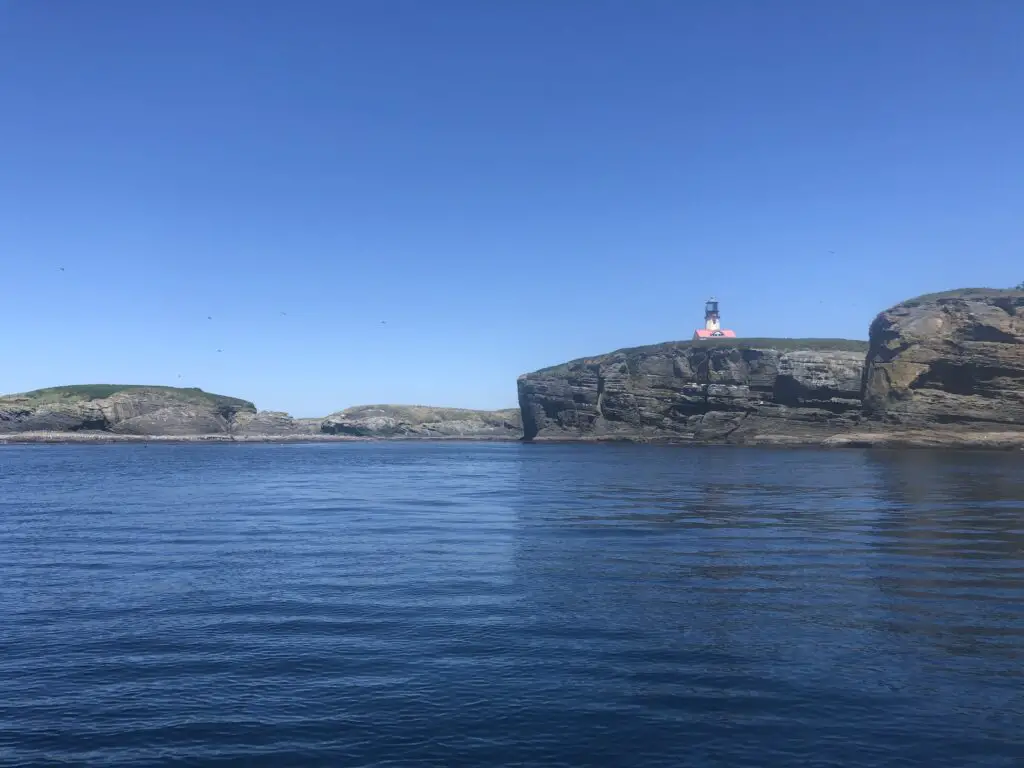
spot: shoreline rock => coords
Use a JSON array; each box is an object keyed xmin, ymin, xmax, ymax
[
  {"xmin": 518, "ymin": 431, "xmax": 1024, "ymax": 450},
  {"xmin": 517, "ymin": 289, "xmax": 1024, "ymax": 448},
  {"xmin": 320, "ymin": 405, "xmax": 522, "ymax": 439}
]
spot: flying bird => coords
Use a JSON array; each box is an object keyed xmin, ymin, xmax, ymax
[{"xmin": 58, "ymin": 267, "xmax": 65, "ymax": 272}]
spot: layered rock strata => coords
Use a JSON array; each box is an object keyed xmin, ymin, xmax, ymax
[{"xmin": 517, "ymin": 341, "xmax": 867, "ymax": 443}]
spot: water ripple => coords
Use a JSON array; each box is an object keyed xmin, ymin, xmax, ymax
[{"xmin": 1, "ymin": 443, "xmax": 1022, "ymax": 766}]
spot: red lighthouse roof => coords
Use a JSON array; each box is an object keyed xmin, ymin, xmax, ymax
[{"xmin": 693, "ymin": 329, "xmax": 737, "ymax": 339}]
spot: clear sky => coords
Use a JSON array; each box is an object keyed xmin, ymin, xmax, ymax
[{"xmin": 2, "ymin": 1, "xmax": 1022, "ymax": 415}]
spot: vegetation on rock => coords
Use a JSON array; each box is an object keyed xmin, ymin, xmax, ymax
[
  {"xmin": 3, "ymin": 384, "xmax": 255, "ymax": 412},
  {"xmin": 0, "ymin": 385, "xmax": 258, "ymax": 436}
]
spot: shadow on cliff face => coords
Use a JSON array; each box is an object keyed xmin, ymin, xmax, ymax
[
  {"xmin": 517, "ymin": 382, "xmax": 541, "ymax": 441},
  {"xmin": 908, "ymin": 362, "xmax": 995, "ymax": 398}
]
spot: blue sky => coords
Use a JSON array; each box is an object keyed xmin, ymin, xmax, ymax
[{"xmin": 2, "ymin": 1, "xmax": 1022, "ymax": 415}]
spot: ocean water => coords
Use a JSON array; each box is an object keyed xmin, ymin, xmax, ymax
[{"xmin": 1, "ymin": 443, "xmax": 1022, "ymax": 767}]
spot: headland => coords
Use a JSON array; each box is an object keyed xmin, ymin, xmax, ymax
[{"xmin": 517, "ymin": 288, "xmax": 1024, "ymax": 449}]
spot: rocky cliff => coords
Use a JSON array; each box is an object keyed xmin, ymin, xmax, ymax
[
  {"xmin": 321, "ymin": 405, "xmax": 522, "ymax": 439},
  {"xmin": 518, "ymin": 288, "xmax": 1024, "ymax": 446},
  {"xmin": 862, "ymin": 288, "xmax": 1024, "ymax": 427},
  {"xmin": 0, "ymin": 386, "xmax": 256, "ymax": 436},
  {"xmin": 518, "ymin": 340, "xmax": 868, "ymax": 443}
]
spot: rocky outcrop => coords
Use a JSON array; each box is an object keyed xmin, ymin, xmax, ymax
[
  {"xmin": 863, "ymin": 288, "xmax": 1024, "ymax": 427},
  {"xmin": 0, "ymin": 386, "xmax": 522, "ymax": 441},
  {"xmin": 232, "ymin": 410, "xmax": 322, "ymax": 436},
  {"xmin": 0, "ymin": 386, "xmax": 256, "ymax": 436},
  {"xmin": 518, "ymin": 288, "xmax": 1024, "ymax": 446},
  {"xmin": 321, "ymin": 405, "xmax": 522, "ymax": 439},
  {"xmin": 517, "ymin": 340, "xmax": 868, "ymax": 443}
]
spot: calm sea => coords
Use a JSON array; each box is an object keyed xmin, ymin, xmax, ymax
[{"xmin": 1, "ymin": 443, "xmax": 1022, "ymax": 767}]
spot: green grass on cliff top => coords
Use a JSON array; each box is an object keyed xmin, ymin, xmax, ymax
[
  {"xmin": 0, "ymin": 384, "xmax": 256, "ymax": 411},
  {"xmin": 533, "ymin": 337, "xmax": 869, "ymax": 376}
]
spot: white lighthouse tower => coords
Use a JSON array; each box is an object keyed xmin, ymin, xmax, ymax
[{"xmin": 693, "ymin": 297, "xmax": 737, "ymax": 340}]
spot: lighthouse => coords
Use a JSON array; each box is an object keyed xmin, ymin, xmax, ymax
[{"xmin": 693, "ymin": 297, "xmax": 737, "ymax": 340}]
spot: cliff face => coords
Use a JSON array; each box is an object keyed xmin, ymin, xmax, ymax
[
  {"xmin": 518, "ymin": 288, "xmax": 1024, "ymax": 446},
  {"xmin": 517, "ymin": 341, "xmax": 868, "ymax": 443},
  {"xmin": 863, "ymin": 289, "xmax": 1024, "ymax": 427},
  {"xmin": 0, "ymin": 386, "xmax": 256, "ymax": 436},
  {"xmin": 321, "ymin": 405, "xmax": 522, "ymax": 439}
]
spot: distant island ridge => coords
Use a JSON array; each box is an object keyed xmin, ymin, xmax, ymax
[
  {"xmin": 0, "ymin": 388, "xmax": 521, "ymax": 442},
  {"xmin": 2, "ymin": 288, "xmax": 1022, "ymax": 448}
]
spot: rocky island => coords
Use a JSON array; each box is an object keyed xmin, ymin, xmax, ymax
[
  {"xmin": 2, "ymin": 288, "xmax": 1021, "ymax": 448},
  {"xmin": 0, "ymin": 387, "xmax": 521, "ymax": 443},
  {"xmin": 0, "ymin": 385, "xmax": 259, "ymax": 438},
  {"xmin": 517, "ymin": 288, "xmax": 1024, "ymax": 449}
]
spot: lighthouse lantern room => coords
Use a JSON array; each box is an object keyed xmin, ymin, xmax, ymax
[{"xmin": 693, "ymin": 297, "xmax": 737, "ymax": 340}]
